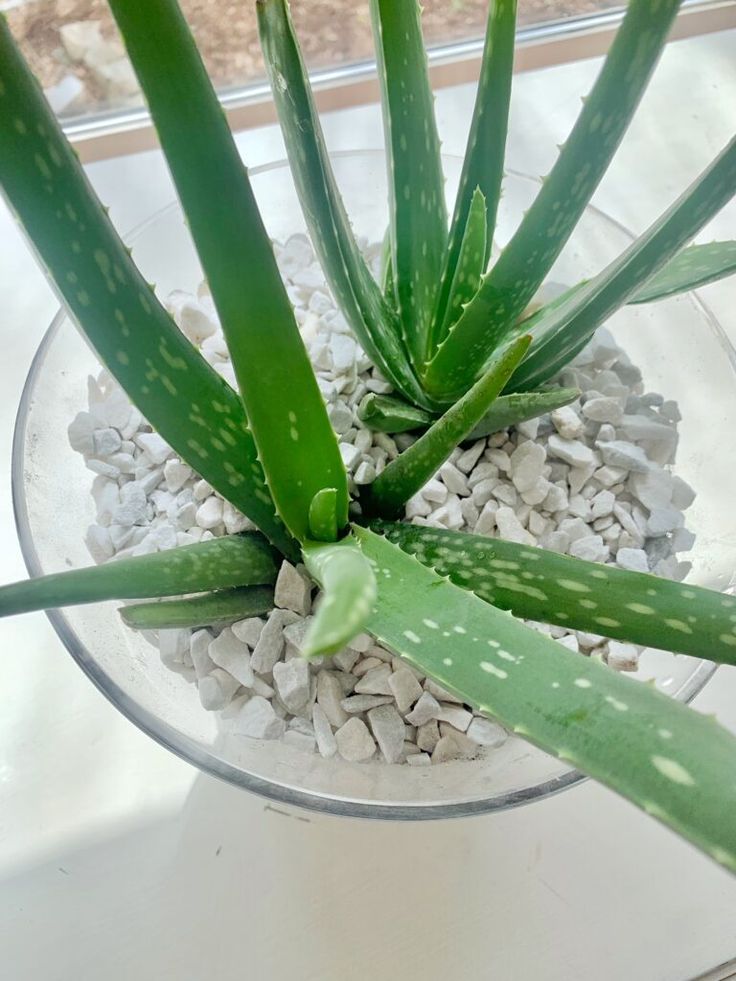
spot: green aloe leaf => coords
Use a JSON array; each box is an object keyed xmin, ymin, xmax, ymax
[
  {"xmin": 373, "ymin": 521, "xmax": 736, "ymax": 667},
  {"xmin": 120, "ymin": 585, "xmax": 274, "ymax": 630},
  {"xmin": 256, "ymin": 0, "xmax": 429, "ymax": 409},
  {"xmin": 358, "ymin": 386, "xmax": 579, "ymax": 438},
  {"xmin": 109, "ymin": 0, "xmax": 347, "ymax": 544},
  {"xmin": 370, "ymin": 0, "xmax": 448, "ymax": 365},
  {"xmin": 308, "ymin": 488, "xmax": 339, "ymax": 543},
  {"xmin": 0, "ymin": 18, "xmax": 293, "ymax": 557},
  {"xmin": 358, "ymin": 393, "xmax": 434, "ymax": 434},
  {"xmin": 438, "ymin": 187, "xmax": 488, "ymax": 339},
  {"xmin": 424, "ymin": 0, "xmax": 682, "ymax": 401},
  {"xmin": 0, "ymin": 535, "xmax": 277, "ymax": 618},
  {"xmin": 379, "ymin": 226, "xmax": 396, "ymax": 305},
  {"xmin": 629, "ymin": 241, "xmax": 736, "ymax": 303},
  {"xmin": 364, "ymin": 335, "xmax": 530, "ymax": 519},
  {"xmin": 301, "ymin": 537, "xmax": 378, "ymax": 657},
  {"xmin": 431, "ymin": 0, "xmax": 517, "ymax": 346},
  {"xmin": 467, "ymin": 386, "xmax": 581, "ymax": 439},
  {"xmin": 510, "ymin": 137, "xmax": 736, "ymax": 392},
  {"xmin": 356, "ymin": 526, "xmax": 736, "ymax": 875}
]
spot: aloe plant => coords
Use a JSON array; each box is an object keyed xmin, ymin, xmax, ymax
[
  {"xmin": 258, "ymin": 0, "xmax": 736, "ymax": 414},
  {"xmin": 2, "ymin": 1, "xmax": 736, "ymax": 874}
]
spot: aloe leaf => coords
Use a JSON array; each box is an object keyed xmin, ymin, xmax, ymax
[
  {"xmin": 379, "ymin": 226, "xmax": 396, "ymax": 304},
  {"xmin": 364, "ymin": 335, "xmax": 530, "ymax": 519},
  {"xmin": 120, "ymin": 585, "xmax": 274, "ymax": 630},
  {"xmin": 629, "ymin": 241, "xmax": 736, "ymax": 304},
  {"xmin": 256, "ymin": 0, "xmax": 429, "ymax": 409},
  {"xmin": 431, "ymin": 0, "xmax": 517, "ymax": 345},
  {"xmin": 373, "ymin": 521, "xmax": 736, "ymax": 667},
  {"xmin": 438, "ymin": 188, "xmax": 488, "ymax": 339},
  {"xmin": 467, "ymin": 387, "xmax": 580, "ymax": 439},
  {"xmin": 358, "ymin": 386, "xmax": 579, "ymax": 438},
  {"xmin": 358, "ymin": 393, "xmax": 434, "ymax": 434},
  {"xmin": 301, "ymin": 537, "xmax": 378, "ymax": 657},
  {"xmin": 356, "ymin": 526, "xmax": 736, "ymax": 874},
  {"xmin": 424, "ymin": 0, "xmax": 682, "ymax": 400},
  {"xmin": 308, "ymin": 488, "xmax": 339, "ymax": 543},
  {"xmin": 510, "ymin": 137, "xmax": 736, "ymax": 392},
  {"xmin": 370, "ymin": 0, "xmax": 448, "ymax": 365},
  {"xmin": 0, "ymin": 18, "xmax": 294, "ymax": 557},
  {"xmin": 108, "ymin": 0, "xmax": 347, "ymax": 544},
  {"xmin": 0, "ymin": 535, "xmax": 277, "ymax": 618}
]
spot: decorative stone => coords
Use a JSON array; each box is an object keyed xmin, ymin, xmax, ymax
[
  {"xmin": 466, "ymin": 718, "xmax": 508, "ymax": 748},
  {"xmin": 208, "ymin": 627, "xmax": 254, "ymax": 688},
  {"xmin": 405, "ymin": 691, "xmax": 441, "ymax": 727},
  {"xmin": 199, "ymin": 669, "xmax": 240, "ymax": 711},
  {"xmin": 340, "ymin": 694, "xmax": 394, "ymax": 713},
  {"xmin": 431, "ymin": 731, "xmax": 479, "ymax": 764},
  {"xmin": 367, "ymin": 704, "xmax": 405, "ymax": 763},
  {"xmin": 335, "ymin": 717, "xmax": 376, "ymax": 762},
  {"xmin": 509, "ymin": 440, "xmax": 546, "ymax": 493},
  {"xmin": 354, "ymin": 663, "xmax": 393, "ymax": 695},
  {"xmin": 195, "ymin": 496, "xmax": 223, "ymax": 530},
  {"xmin": 316, "ymin": 671, "xmax": 349, "ymax": 728},
  {"xmin": 274, "ymin": 561, "xmax": 312, "ymax": 616},
  {"xmin": 495, "ymin": 506, "xmax": 536, "ymax": 546},
  {"xmin": 232, "ymin": 617, "xmax": 266, "ymax": 648},
  {"xmin": 416, "ymin": 720, "xmax": 440, "ymax": 753},
  {"xmin": 251, "ymin": 609, "xmax": 300, "ymax": 674},
  {"xmin": 273, "ymin": 658, "xmax": 311, "ymax": 714},
  {"xmin": 310, "ymin": 705, "xmax": 337, "ymax": 758},
  {"xmin": 547, "ymin": 434, "xmax": 597, "ymax": 469},
  {"xmin": 616, "ymin": 547, "xmax": 649, "ymax": 573},
  {"xmin": 551, "ymin": 405, "xmax": 584, "ymax": 438},
  {"xmin": 607, "ymin": 641, "xmax": 640, "ymax": 672},
  {"xmin": 434, "ymin": 703, "xmax": 473, "ymax": 732},
  {"xmin": 598, "ymin": 440, "xmax": 650, "ymax": 473},
  {"xmin": 135, "ymin": 432, "xmax": 173, "ymax": 465},
  {"xmin": 235, "ymin": 696, "xmax": 286, "ymax": 739}
]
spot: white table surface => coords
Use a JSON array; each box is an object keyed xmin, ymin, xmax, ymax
[{"xmin": 1, "ymin": 28, "xmax": 736, "ymax": 981}]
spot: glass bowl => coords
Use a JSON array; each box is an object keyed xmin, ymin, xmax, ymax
[{"xmin": 12, "ymin": 151, "xmax": 735, "ymax": 819}]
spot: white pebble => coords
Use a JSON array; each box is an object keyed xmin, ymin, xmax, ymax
[
  {"xmin": 335, "ymin": 717, "xmax": 376, "ymax": 762},
  {"xmin": 135, "ymin": 432, "xmax": 172, "ymax": 465},
  {"xmin": 251, "ymin": 609, "xmax": 299, "ymax": 674},
  {"xmin": 616, "ymin": 547, "xmax": 649, "ymax": 573},
  {"xmin": 466, "ymin": 717, "xmax": 508, "ymax": 748},
  {"xmin": 405, "ymin": 691, "xmax": 441, "ymax": 727},
  {"xmin": 389, "ymin": 668, "xmax": 423, "ymax": 714},
  {"xmin": 495, "ymin": 506, "xmax": 536, "ymax": 546},
  {"xmin": 231, "ymin": 616, "xmax": 266, "ymax": 648},
  {"xmin": 599, "ymin": 440, "xmax": 649, "ymax": 473},
  {"xmin": 547, "ymin": 434, "xmax": 597, "ymax": 469},
  {"xmin": 195, "ymin": 496, "xmax": 223, "ymax": 530},
  {"xmin": 551, "ymin": 405, "xmax": 584, "ymax": 438},
  {"xmin": 208, "ymin": 627, "xmax": 254, "ymax": 688},
  {"xmin": 274, "ymin": 561, "xmax": 312, "ymax": 616},
  {"xmin": 368, "ymin": 704, "xmax": 405, "ymax": 763},
  {"xmin": 312, "ymin": 704, "xmax": 337, "ymax": 758},
  {"xmin": 235, "ymin": 695, "xmax": 286, "ymax": 739},
  {"xmin": 199, "ymin": 668, "xmax": 240, "ymax": 711},
  {"xmin": 273, "ymin": 658, "xmax": 311, "ymax": 714}
]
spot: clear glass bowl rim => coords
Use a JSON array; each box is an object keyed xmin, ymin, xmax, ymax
[{"xmin": 11, "ymin": 149, "xmax": 720, "ymax": 820}]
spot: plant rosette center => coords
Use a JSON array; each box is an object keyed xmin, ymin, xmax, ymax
[{"xmin": 71, "ymin": 231, "xmax": 694, "ymax": 767}]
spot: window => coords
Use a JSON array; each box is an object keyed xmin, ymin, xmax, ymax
[
  {"xmin": 6, "ymin": 0, "xmax": 624, "ymax": 120},
  {"xmin": 4, "ymin": 0, "xmax": 727, "ymax": 129}
]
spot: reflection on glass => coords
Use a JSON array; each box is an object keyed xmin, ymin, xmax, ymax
[{"xmin": 6, "ymin": 0, "xmax": 625, "ymax": 119}]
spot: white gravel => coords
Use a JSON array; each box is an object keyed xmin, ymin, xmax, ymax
[{"xmin": 68, "ymin": 233, "xmax": 696, "ymax": 766}]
